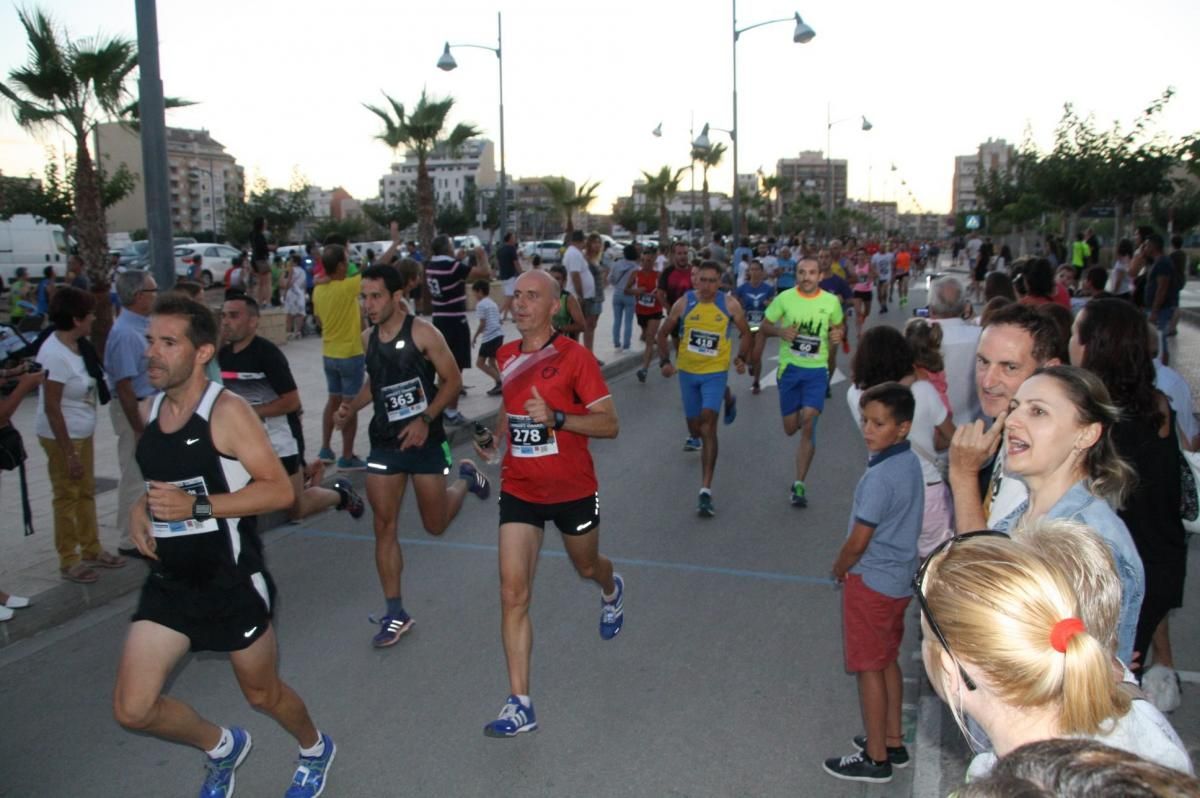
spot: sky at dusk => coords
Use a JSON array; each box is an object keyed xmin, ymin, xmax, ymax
[{"xmin": 1, "ymin": 0, "xmax": 1197, "ymax": 217}]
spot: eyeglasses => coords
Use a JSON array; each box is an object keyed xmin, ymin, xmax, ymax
[
  {"xmin": 138, "ymin": 288, "xmax": 159, "ymax": 295},
  {"xmin": 912, "ymin": 530, "xmax": 1011, "ymax": 691}
]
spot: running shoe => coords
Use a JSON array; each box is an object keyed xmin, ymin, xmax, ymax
[
  {"xmin": 880, "ymin": 305, "xmax": 889, "ymax": 314},
  {"xmin": 900, "ymin": 296, "xmax": 908, "ymax": 308},
  {"xmin": 683, "ymin": 436, "xmax": 702, "ymax": 451},
  {"xmin": 486, "ymin": 384, "xmax": 503, "ymax": 397},
  {"xmin": 791, "ymin": 482, "xmax": 808, "ymax": 508},
  {"xmin": 636, "ymin": 368, "xmax": 647, "ymax": 383},
  {"xmin": 822, "ymin": 750, "xmax": 892, "ymax": 783},
  {"xmin": 336, "ymin": 455, "xmax": 367, "ymax": 471},
  {"xmin": 698, "ymin": 491, "xmax": 715, "ymax": 517},
  {"xmin": 459, "ymin": 460, "xmax": 491, "ymax": 500},
  {"xmin": 724, "ymin": 395, "xmax": 738, "ymax": 425},
  {"xmin": 371, "ymin": 615, "xmax": 413, "ymax": 648},
  {"xmin": 851, "ymin": 735, "xmax": 910, "ymax": 768},
  {"xmin": 332, "ymin": 478, "xmax": 364, "ymax": 520},
  {"xmin": 600, "ymin": 574, "xmax": 624, "ymax": 640},
  {"xmin": 483, "ymin": 695, "xmax": 538, "ymax": 738},
  {"xmin": 284, "ymin": 732, "xmax": 337, "ymax": 798},
  {"xmin": 443, "ymin": 408, "xmax": 466, "ymax": 425},
  {"xmin": 316, "ymin": 447, "xmax": 336, "ymax": 465},
  {"xmin": 199, "ymin": 727, "xmax": 252, "ymax": 798},
  {"xmin": 751, "ymin": 381, "xmax": 760, "ymax": 395}
]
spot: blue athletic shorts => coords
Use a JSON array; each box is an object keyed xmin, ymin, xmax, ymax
[
  {"xmin": 679, "ymin": 370, "xmax": 728, "ymax": 419},
  {"xmin": 323, "ymin": 354, "xmax": 365, "ymax": 397},
  {"xmin": 778, "ymin": 364, "xmax": 827, "ymax": 417}
]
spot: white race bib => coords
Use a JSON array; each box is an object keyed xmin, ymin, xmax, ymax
[
  {"xmin": 507, "ymin": 413, "xmax": 559, "ymax": 458},
  {"xmin": 383, "ymin": 377, "xmax": 428, "ymax": 422},
  {"xmin": 148, "ymin": 476, "xmax": 220, "ymax": 538}
]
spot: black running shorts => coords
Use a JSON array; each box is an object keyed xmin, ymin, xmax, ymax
[
  {"xmin": 499, "ymin": 491, "xmax": 599, "ymax": 536},
  {"xmin": 132, "ymin": 569, "xmax": 275, "ymax": 652}
]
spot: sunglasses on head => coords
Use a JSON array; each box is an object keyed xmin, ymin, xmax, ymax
[{"xmin": 912, "ymin": 530, "xmax": 1012, "ymax": 691}]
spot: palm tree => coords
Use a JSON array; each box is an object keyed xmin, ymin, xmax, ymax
[
  {"xmin": 364, "ymin": 89, "xmax": 480, "ymax": 258},
  {"xmin": 759, "ymin": 175, "xmax": 789, "ymax": 238},
  {"xmin": 641, "ymin": 166, "xmax": 686, "ymax": 247},
  {"xmin": 691, "ymin": 142, "xmax": 727, "ymax": 243},
  {"xmin": 542, "ymin": 177, "xmax": 600, "ymax": 237},
  {"xmin": 1, "ymin": 9, "xmax": 134, "ymax": 291}
]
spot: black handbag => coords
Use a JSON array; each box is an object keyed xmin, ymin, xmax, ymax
[{"xmin": 0, "ymin": 424, "xmax": 34, "ymax": 535}]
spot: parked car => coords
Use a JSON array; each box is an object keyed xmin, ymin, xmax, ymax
[
  {"xmin": 452, "ymin": 235, "xmax": 484, "ymax": 252},
  {"xmin": 117, "ymin": 241, "xmax": 151, "ymax": 270},
  {"xmin": 173, "ymin": 243, "xmax": 242, "ymax": 287},
  {"xmin": 524, "ymin": 239, "xmax": 564, "ymax": 264}
]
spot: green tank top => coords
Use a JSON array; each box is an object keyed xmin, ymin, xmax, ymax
[{"xmin": 552, "ymin": 294, "xmax": 571, "ymax": 330}]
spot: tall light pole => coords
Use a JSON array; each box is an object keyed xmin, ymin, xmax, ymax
[
  {"xmin": 438, "ymin": 11, "xmax": 507, "ymax": 240},
  {"xmin": 826, "ymin": 108, "xmax": 872, "ymax": 239},
  {"xmin": 731, "ymin": 2, "xmax": 814, "ymax": 242}
]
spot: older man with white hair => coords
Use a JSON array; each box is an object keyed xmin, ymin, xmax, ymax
[{"xmin": 927, "ymin": 276, "xmax": 981, "ymax": 425}]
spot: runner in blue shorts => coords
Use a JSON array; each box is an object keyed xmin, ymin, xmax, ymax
[{"xmin": 762, "ymin": 258, "xmax": 845, "ymax": 508}]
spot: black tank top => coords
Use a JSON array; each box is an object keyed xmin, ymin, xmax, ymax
[
  {"xmin": 135, "ymin": 382, "xmax": 266, "ymax": 587},
  {"xmin": 366, "ymin": 314, "xmax": 446, "ymax": 449}
]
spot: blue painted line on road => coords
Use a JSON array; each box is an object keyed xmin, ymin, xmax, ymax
[{"xmin": 291, "ymin": 527, "xmax": 835, "ymax": 586}]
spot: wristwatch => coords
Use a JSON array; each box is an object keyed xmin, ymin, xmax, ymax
[
  {"xmin": 553, "ymin": 410, "xmax": 567, "ymax": 430},
  {"xmin": 419, "ymin": 412, "xmax": 434, "ymax": 425},
  {"xmin": 192, "ymin": 493, "xmax": 213, "ymax": 521}
]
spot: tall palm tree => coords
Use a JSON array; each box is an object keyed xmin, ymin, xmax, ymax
[
  {"xmin": 364, "ymin": 89, "xmax": 479, "ymax": 258},
  {"xmin": 542, "ymin": 177, "xmax": 600, "ymax": 237},
  {"xmin": 641, "ymin": 166, "xmax": 686, "ymax": 247},
  {"xmin": 759, "ymin": 174, "xmax": 790, "ymax": 238},
  {"xmin": 1, "ymin": 8, "xmax": 134, "ymax": 290},
  {"xmin": 691, "ymin": 142, "xmax": 727, "ymax": 243}
]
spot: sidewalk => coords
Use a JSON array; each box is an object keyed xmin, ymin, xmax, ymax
[{"xmin": 0, "ymin": 298, "xmax": 644, "ymax": 646}]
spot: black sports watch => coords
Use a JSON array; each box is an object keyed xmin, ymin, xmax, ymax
[
  {"xmin": 419, "ymin": 412, "xmax": 434, "ymax": 425},
  {"xmin": 192, "ymin": 493, "xmax": 213, "ymax": 521},
  {"xmin": 553, "ymin": 410, "xmax": 567, "ymax": 430}
]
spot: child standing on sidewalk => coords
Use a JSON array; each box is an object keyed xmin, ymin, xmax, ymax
[
  {"xmin": 824, "ymin": 382, "xmax": 924, "ymax": 784},
  {"xmin": 471, "ymin": 280, "xmax": 504, "ymax": 396}
]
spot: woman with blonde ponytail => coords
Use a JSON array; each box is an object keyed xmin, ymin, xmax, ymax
[{"xmin": 915, "ymin": 532, "xmax": 1192, "ymax": 781}]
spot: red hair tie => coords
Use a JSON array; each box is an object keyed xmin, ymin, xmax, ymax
[{"xmin": 1050, "ymin": 618, "xmax": 1086, "ymax": 653}]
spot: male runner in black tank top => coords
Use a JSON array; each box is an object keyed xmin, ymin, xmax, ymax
[
  {"xmin": 334, "ymin": 262, "xmax": 490, "ymax": 648},
  {"xmin": 112, "ymin": 295, "xmax": 337, "ymax": 798}
]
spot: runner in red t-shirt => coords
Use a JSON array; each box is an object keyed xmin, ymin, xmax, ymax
[
  {"xmin": 893, "ymin": 247, "xmax": 912, "ymax": 308},
  {"xmin": 628, "ymin": 246, "xmax": 664, "ymax": 382},
  {"xmin": 475, "ymin": 269, "xmax": 623, "ymax": 739}
]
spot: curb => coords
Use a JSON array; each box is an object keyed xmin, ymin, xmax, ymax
[{"xmin": 0, "ymin": 349, "xmax": 644, "ymax": 649}]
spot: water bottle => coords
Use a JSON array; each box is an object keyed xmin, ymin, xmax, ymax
[{"xmin": 473, "ymin": 422, "xmax": 495, "ymax": 463}]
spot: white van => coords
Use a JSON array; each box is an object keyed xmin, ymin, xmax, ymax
[{"xmin": 0, "ymin": 215, "xmax": 70, "ymax": 285}]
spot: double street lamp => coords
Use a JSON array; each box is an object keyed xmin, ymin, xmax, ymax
[
  {"xmin": 438, "ymin": 11, "xmax": 508, "ymax": 239},
  {"xmin": 727, "ymin": 1, "xmax": 815, "ymax": 240},
  {"xmin": 826, "ymin": 110, "xmax": 873, "ymax": 238}
]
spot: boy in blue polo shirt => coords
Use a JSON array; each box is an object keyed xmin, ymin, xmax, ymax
[{"xmin": 824, "ymin": 382, "xmax": 924, "ymax": 784}]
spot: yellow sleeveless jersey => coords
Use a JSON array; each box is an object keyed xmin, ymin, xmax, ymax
[{"xmin": 676, "ymin": 292, "xmax": 733, "ymax": 374}]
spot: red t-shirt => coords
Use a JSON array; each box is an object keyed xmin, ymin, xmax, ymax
[
  {"xmin": 894, "ymin": 251, "xmax": 911, "ymax": 273},
  {"xmin": 633, "ymin": 270, "xmax": 663, "ymax": 316},
  {"xmin": 497, "ymin": 334, "xmax": 611, "ymax": 504},
  {"xmin": 659, "ymin": 266, "xmax": 693, "ymax": 307}
]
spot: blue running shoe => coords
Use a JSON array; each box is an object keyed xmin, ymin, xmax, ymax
[
  {"xmin": 336, "ymin": 455, "xmax": 367, "ymax": 471},
  {"xmin": 371, "ymin": 614, "xmax": 413, "ymax": 648},
  {"xmin": 483, "ymin": 695, "xmax": 538, "ymax": 738},
  {"xmin": 600, "ymin": 574, "xmax": 624, "ymax": 640},
  {"xmin": 724, "ymin": 395, "xmax": 737, "ymax": 425},
  {"xmin": 316, "ymin": 447, "xmax": 335, "ymax": 465},
  {"xmin": 284, "ymin": 732, "xmax": 336, "ymax": 798},
  {"xmin": 683, "ymin": 436, "xmax": 701, "ymax": 451},
  {"xmin": 199, "ymin": 727, "xmax": 252, "ymax": 798},
  {"xmin": 459, "ymin": 460, "xmax": 491, "ymax": 500},
  {"xmin": 698, "ymin": 491, "xmax": 715, "ymax": 517},
  {"xmin": 332, "ymin": 478, "xmax": 364, "ymax": 520}
]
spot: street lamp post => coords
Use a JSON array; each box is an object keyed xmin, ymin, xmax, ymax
[
  {"xmin": 654, "ymin": 117, "xmax": 698, "ymax": 244},
  {"xmin": 438, "ymin": 11, "xmax": 507, "ymax": 241},
  {"xmin": 825, "ymin": 107, "xmax": 872, "ymax": 239},
  {"xmin": 731, "ymin": 1, "xmax": 814, "ymax": 242}
]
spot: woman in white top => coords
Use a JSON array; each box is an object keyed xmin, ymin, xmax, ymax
[
  {"xmin": 282, "ymin": 253, "xmax": 308, "ymax": 339},
  {"xmin": 36, "ymin": 287, "xmax": 125, "ymax": 583},
  {"xmin": 1106, "ymin": 238, "xmax": 1134, "ymax": 298},
  {"xmin": 846, "ymin": 326, "xmax": 956, "ymax": 556}
]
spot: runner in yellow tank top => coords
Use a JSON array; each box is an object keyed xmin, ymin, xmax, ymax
[{"xmin": 657, "ymin": 261, "xmax": 753, "ymax": 517}]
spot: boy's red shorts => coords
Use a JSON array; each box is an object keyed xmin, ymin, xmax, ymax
[{"xmin": 842, "ymin": 573, "xmax": 911, "ymax": 673}]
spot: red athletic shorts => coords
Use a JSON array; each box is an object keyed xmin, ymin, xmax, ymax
[{"xmin": 842, "ymin": 573, "xmax": 910, "ymax": 673}]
